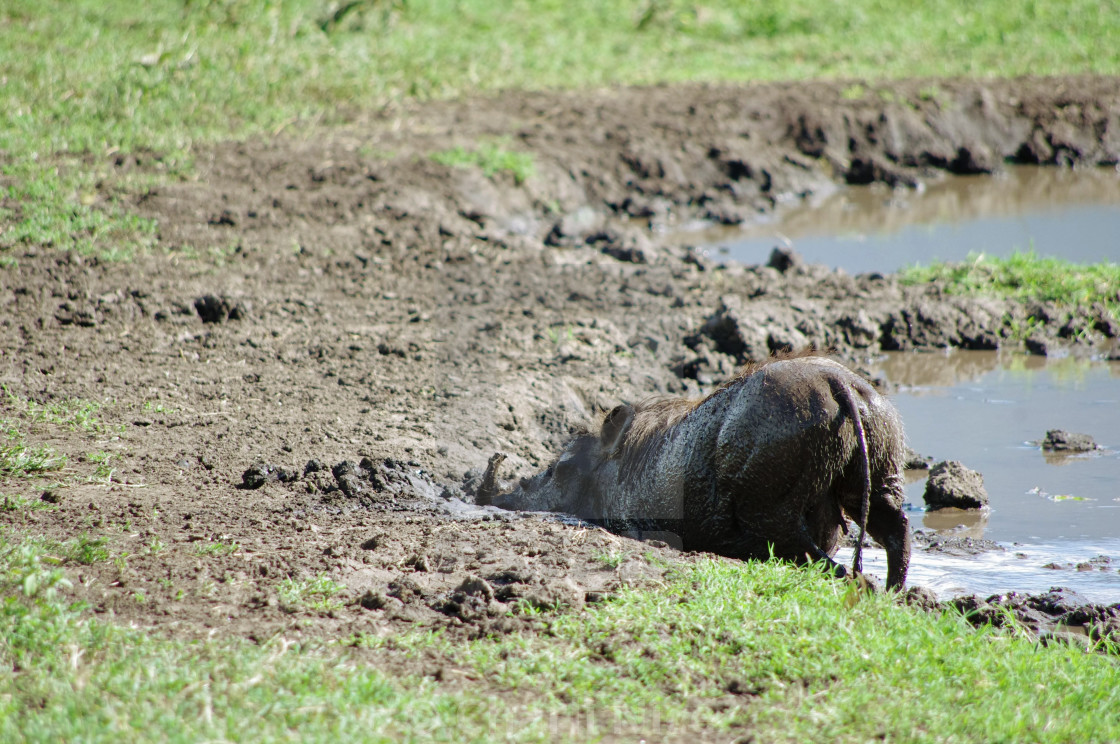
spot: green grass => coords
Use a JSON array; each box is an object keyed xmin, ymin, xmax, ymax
[
  {"xmin": 901, "ymin": 251, "xmax": 1120, "ymax": 313},
  {"xmin": 1, "ymin": 411, "xmax": 66, "ymax": 479},
  {"xmin": 590, "ymin": 548, "xmax": 628, "ymax": 569},
  {"xmin": 0, "ymin": 431, "xmax": 65, "ymax": 479},
  {"xmin": 4, "ymin": 535, "xmax": 1119, "ymax": 743},
  {"xmin": 3, "ymin": 386, "xmax": 107, "ymax": 434},
  {"xmin": 1, "ymin": 493, "xmax": 59, "ymax": 514},
  {"xmin": 1, "ymin": 390, "xmax": 119, "ymax": 483},
  {"xmin": 141, "ymin": 400, "xmax": 179, "ymax": 415},
  {"xmin": 192, "ymin": 539, "xmax": 241, "ymax": 557},
  {"xmin": 430, "ymin": 142, "xmax": 536, "ymax": 185},
  {"xmin": 277, "ymin": 573, "xmax": 347, "ymax": 613},
  {"xmin": 2, "ymin": 0, "xmax": 1118, "ymax": 259}
]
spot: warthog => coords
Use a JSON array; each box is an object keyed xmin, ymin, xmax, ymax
[{"xmin": 479, "ymin": 354, "xmax": 911, "ymax": 588}]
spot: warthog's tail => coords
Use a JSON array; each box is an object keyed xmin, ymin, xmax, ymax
[{"xmin": 836, "ymin": 386, "xmax": 870, "ymax": 578}]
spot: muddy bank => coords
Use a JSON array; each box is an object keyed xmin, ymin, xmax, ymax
[
  {"xmin": 2, "ymin": 75, "xmax": 1119, "ymax": 642},
  {"xmin": 943, "ymin": 587, "xmax": 1120, "ymax": 649}
]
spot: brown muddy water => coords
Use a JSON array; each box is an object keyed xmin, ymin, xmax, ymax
[
  {"xmin": 687, "ymin": 165, "xmax": 1120, "ymax": 274},
  {"xmin": 844, "ymin": 352, "xmax": 1120, "ymax": 602}
]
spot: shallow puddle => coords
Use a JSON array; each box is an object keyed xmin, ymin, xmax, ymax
[
  {"xmin": 865, "ymin": 351, "xmax": 1120, "ymax": 600},
  {"xmin": 688, "ymin": 165, "xmax": 1120, "ymax": 273}
]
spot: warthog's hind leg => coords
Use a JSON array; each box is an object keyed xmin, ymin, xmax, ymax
[
  {"xmin": 793, "ymin": 520, "xmax": 849, "ymax": 580},
  {"xmin": 713, "ymin": 518, "xmax": 847, "ymax": 580}
]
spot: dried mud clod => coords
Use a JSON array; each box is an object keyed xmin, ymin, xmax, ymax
[
  {"xmin": 240, "ymin": 462, "xmax": 299, "ymax": 489},
  {"xmin": 903, "ymin": 446, "xmax": 933, "ymax": 470},
  {"xmin": 194, "ymin": 294, "xmax": 249, "ymax": 323},
  {"xmin": 923, "ymin": 460, "xmax": 989, "ymax": 511}
]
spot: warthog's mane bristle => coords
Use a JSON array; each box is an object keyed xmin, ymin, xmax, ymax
[
  {"xmin": 619, "ymin": 397, "xmax": 698, "ymax": 454},
  {"xmin": 617, "ymin": 347, "xmax": 832, "ymax": 456},
  {"xmin": 719, "ymin": 346, "xmax": 828, "ymax": 389}
]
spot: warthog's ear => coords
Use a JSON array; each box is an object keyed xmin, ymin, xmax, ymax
[{"xmin": 599, "ymin": 404, "xmax": 634, "ymax": 457}]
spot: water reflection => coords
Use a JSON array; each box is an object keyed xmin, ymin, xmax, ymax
[
  {"xmin": 758, "ymin": 165, "xmax": 1120, "ymax": 242},
  {"xmin": 921, "ymin": 508, "xmax": 990, "ymax": 540},
  {"xmin": 1041, "ymin": 450, "xmax": 1108, "ymax": 467},
  {"xmin": 876, "ymin": 350, "xmax": 1120, "ymax": 391},
  {"xmin": 684, "ymin": 165, "xmax": 1120, "ymax": 274},
  {"xmin": 878, "ymin": 349, "xmax": 1003, "ymax": 389}
]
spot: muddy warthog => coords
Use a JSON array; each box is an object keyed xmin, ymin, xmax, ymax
[{"xmin": 479, "ymin": 354, "xmax": 911, "ymax": 588}]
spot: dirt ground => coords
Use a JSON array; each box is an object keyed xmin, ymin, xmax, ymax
[{"xmin": 2, "ymin": 75, "xmax": 1119, "ymax": 644}]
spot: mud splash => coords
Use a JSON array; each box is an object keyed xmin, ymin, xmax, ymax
[{"xmin": 842, "ymin": 541, "xmax": 1120, "ymax": 604}]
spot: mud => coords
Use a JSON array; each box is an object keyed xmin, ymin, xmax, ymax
[
  {"xmin": 948, "ymin": 587, "xmax": 1120, "ymax": 649},
  {"xmin": 3, "ymin": 76, "xmax": 1120, "ymax": 643}
]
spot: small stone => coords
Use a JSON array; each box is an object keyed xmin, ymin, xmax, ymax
[{"xmin": 767, "ymin": 245, "xmax": 803, "ymax": 273}]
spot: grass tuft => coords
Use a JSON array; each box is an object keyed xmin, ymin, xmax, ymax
[
  {"xmin": 3, "ymin": 386, "xmax": 107, "ymax": 434},
  {"xmin": 277, "ymin": 573, "xmax": 346, "ymax": 613},
  {"xmin": 430, "ymin": 142, "xmax": 536, "ymax": 185},
  {"xmin": 0, "ymin": 422, "xmax": 66, "ymax": 479},
  {"xmin": 193, "ymin": 539, "xmax": 241, "ymax": 557},
  {"xmin": 901, "ymin": 251, "xmax": 1120, "ymax": 313}
]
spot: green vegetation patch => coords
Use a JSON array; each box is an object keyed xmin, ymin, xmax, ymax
[
  {"xmin": 0, "ymin": 429, "xmax": 65, "ymax": 479},
  {"xmin": 3, "ymin": 386, "xmax": 107, "ymax": 434},
  {"xmin": 430, "ymin": 142, "xmax": 536, "ymax": 185},
  {"xmin": 1, "ymin": 388, "xmax": 119, "ymax": 484},
  {"xmin": 278, "ymin": 573, "xmax": 347, "ymax": 614},
  {"xmin": 901, "ymin": 251, "xmax": 1120, "ymax": 313},
  {"xmin": 4, "ymin": 540, "xmax": 1119, "ymax": 743}
]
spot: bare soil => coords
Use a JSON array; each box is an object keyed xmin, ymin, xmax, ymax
[{"xmin": 3, "ymin": 76, "xmax": 1120, "ymax": 644}]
